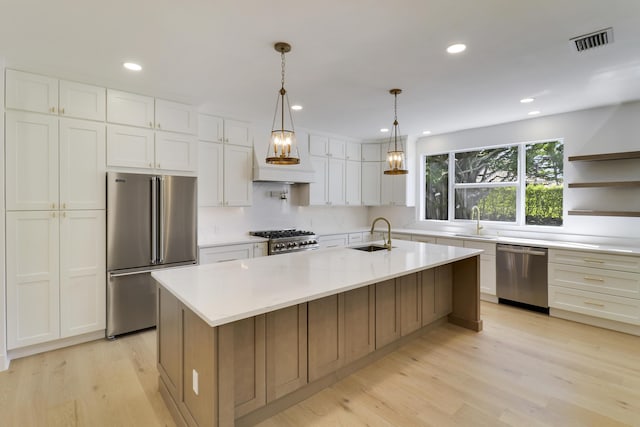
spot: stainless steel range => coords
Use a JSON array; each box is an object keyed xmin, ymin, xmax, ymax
[{"xmin": 250, "ymin": 229, "xmax": 319, "ymax": 255}]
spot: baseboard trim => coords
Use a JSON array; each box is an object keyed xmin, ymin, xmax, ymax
[
  {"xmin": 7, "ymin": 330, "xmax": 106, "ymax": 361},
  {"xmin": 480, "ymin": 293, "xmax": 498, "ymax": 303},
  {"xmin": 0, "ymin": 353, "xmax": 9, "ymax": 372},
  {"xmin": 550, "ymin": 308, "xmax": 640, "ymax": 336}
]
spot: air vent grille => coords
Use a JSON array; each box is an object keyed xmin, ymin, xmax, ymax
[{"xmin": 571, "ymin": 27, "xmax": 613, "ymax": 52}]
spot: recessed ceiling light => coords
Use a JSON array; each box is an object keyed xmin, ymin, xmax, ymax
[
  {"xmin": 446, "ymin": 43, "xmax": 466, "ymax": 54},
  {"xmin": 520, "ymin": 97, "xmax": 535, "ymax": 103},
  {"xmin": 422, "ymin": 130, "xmax": 432, "ymax": 135},
  {"xmin": 380, "ymin": 128, "xmax": 389, "ymax": 133},
  {"xmin": 528, "ymin": 110, "xmax": 541, "ymax": 116},
  {"xmin": 123, "ymin": 62, "xmax": 142, "ymax": 71},
  {"xmin": 291, "ymin": 105, "xmax": 303, "ymax": 111}
]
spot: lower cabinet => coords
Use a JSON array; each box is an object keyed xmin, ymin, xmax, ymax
[
  {"xmin": 375, "ymin": 279, "xmax": 401, "ymax": 349},
  {"xmin": 421, "ymin": 265, "xmax": 453, "ymax": 325},
  {"xmin": 308, "ymin": 295, "xmax": 345, "ymax": 381},
  {"xmin": 199, "ymin": 242, "xmax": 267, "ymax": 264},
  {"xmin": 344, "ymin": 286, "xmax": 375, "ymax": 363},
  {"xmin": 6, "ymin": 209, "xmax": 105, "ymax": 349},
  {"xmin": 399, "ymin": 273, "xmax": 422, "ymax": 336},
  {"xmin": 265, "ymin": 304, "xmax": 308, "ymax": 402}
]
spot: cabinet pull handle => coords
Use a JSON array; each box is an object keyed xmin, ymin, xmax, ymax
[
  {"xmin": 157, "ymin": 163, "xmax": 161, "ymax": 168},
  {"xmin": 50, "ymin": 106, "xmax": 56, "ymax": 113},
  {"xmin": 157, "ymin": 123, "xmax": 161, "ymax": 129},
  {"xmin": 51, "ymin": 212, "xmax": 56, "ymax": 218},
  {"xmin": 584, "ymin": 301, "xmax": 605, "ymax": 307},
  {"xmin": 225, "ymin": 138, "xmax": 229, "ymax": 142},
  {"xmin": 62, "ymin": 212, "xmax": 66, "ymax": 218},
  {"xmin": 51, "ymin": 203, "xmax": 56, "ymax": 209},
  {"xmin": 583, "ymin": 276, "xmax": 605, "ymax": 282},
  {"xmin": 60, "ymin": 107, "xmax": 65, "ymax": 114},
  {"xmin": 583, "ymin": 258, "xmax": 605, "ymax": 264},
  {"xmin": 149, "ymin": 121, "xmax": 153, "ymax": 128},
  {"xmin": 219, "ymin": 138, "xmax": 223, "ymax": 142},
  {"xmin": 149, "ymin": 162, "xmax": 153, "ymax": 168}
]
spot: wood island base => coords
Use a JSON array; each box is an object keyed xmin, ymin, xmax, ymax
[{"xmin": 156, "ymin": 256, "xmax": 481, "ymax": 427}]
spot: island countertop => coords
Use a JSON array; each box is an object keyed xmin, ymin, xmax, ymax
[{"xmin": 151, "ymin": 240, "xmax": 482, "ymax": 327}]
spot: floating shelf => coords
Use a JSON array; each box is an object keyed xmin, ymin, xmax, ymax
[
  {"xmin": 568, "ymin": 151, "xmax": 640, "ymax": 162},
  {"xmin": 568, "ymin": 210, "xmax": 640, "ymax": 218},
  {"xmin": 568, "ymin": 181, "xmax": 640, "ymax": 188}
]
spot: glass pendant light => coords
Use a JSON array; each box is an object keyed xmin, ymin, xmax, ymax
[
  {"xmin": 266, "ymin": 42, "xmax": 300, "ymax": 165},
  {"xmin": 384, "ymin": 88, "xmax": 408, "ymax": 175}
]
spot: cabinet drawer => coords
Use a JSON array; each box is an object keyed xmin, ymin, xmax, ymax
[
  {"xmin": 319, "ymin": 234, "xmax": 348, "ymax": 249},
  {"xmin": 348, "ymin": 233, "xmax": 363, "ymax": 245},
  {"xmin": 549, "ymin": 249, "xmax": 640, "ymax": 273},
  {"xmin": 435, "ymin": 237, "xmax": 464, "ymax": 247},
  {"xmin": 549, "ymin": 286, "xmax": 640, "ymax": 325},
  {"xmin": 199, "ymin": 244, "xmax": 253, "ymax": 264},
  {"xmin": 464, "ymin": 240, "xmax": 496, "ymax": 256},
  {"xmin": 549, "ymin": 263, "xmax": 640, "ymax": 299}
]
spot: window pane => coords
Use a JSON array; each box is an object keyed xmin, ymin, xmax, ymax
[
  {"xmin": 455, "ymin": 146, "xmax": 518, "ymax": 183},
  {"xmin": 425, "ymin": 154, "xmax": 448, "ymax": 220},
  {"xmin": 455, "ymin": 187, "xmax": 516, "ymax": 221},
  {"xmin": 525, "ymin": 141, "xmax": 564, "ymax": 226}
]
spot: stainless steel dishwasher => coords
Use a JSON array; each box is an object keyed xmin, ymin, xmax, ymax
[{"xmin": 496, "ymin": 244, "xmax": 549, "ymax": 311}]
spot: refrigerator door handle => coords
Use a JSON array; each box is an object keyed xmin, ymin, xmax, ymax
[
  {"xmin": 151, "ymin": 176, "xmax": 158, "ymax": 264},
  {"xmin": 158, "ymin": 175, "xmax": 165, "ymax": 264}
]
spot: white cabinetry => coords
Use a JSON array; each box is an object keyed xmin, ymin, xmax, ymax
[
  {"xmin": 154, "ymin": 99, "xmax": 197, "ymax": 134},
  {"xmin": 107, "ymin": 125, "xmax": 196, "ymax": 173},
  {"xmin": 549, "ymin": 249, "xmax": 640, "ymax": 332},
  {"xmin": 198, "ymin": 114, "xmax": 252, "ymax": 147},
  {"xmin": 345, "ymin": 160, "xmax": 361, "ymax": 205},
  {"xmin": 6, "ymin": 69, "xmax": 106, "ymax": 121},
  {"xmin": 319, "ymin": 234, "xmax": 348, "ymax": 249},
  {"xmin": 411, "ymin": 235, "xmax": 436, "ymax": 244},
  {"xmin": 361, "ymin": 143, "xmax": 382, "ymax": 162},
  {"xmin": 345, "ymin": 142, "xmax": 361, "ymax": 161},
  {"xmin": 381, "ymin": 174, "xmax": 408, "ymax": 206},
  {"xmin": 6, "ymin": 210, "xmax": 105, "ymax": 349},
  {"xmin": 199, "ymin": 242, "xmax": 267, "ymax": 264},
  {"xmin": 6, "ymin": 112, "xmax": 106, "ymax": 211},
  {"xmin": 361, "ymin": 161, "xmax": 381, "ymax": 206},
  {"xmin": 434, "ymin": 237, "xmax": 496, "ymax": 298},
  {"xmin": 308, "ymin": 135, "xmax": 347, "ymax": 205},
  {"xmin": 197, "ymin": 115, "xmax": 253, "ymax": 207}
]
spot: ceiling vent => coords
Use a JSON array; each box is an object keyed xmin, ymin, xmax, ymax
[{"xmin": 570, "ymin": 27, "xmax": 613, "ymax": 52}]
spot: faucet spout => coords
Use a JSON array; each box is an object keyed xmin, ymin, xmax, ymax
[
  {"xmin": 471, "ymin": 205, "xmax": 483, "ymax": 235},
  {"xmin": 370, "ymin": 217, "xmax": 392, "ymax": 250}
]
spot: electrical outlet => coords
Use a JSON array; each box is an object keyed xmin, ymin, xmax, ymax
[{"xmin": 192, "ymin": 369, "xmax": 199, "ymax": 395}]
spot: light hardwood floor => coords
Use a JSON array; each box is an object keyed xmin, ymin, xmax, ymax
[{"xmin": 1, "ymin": 302, "xmax": 639, "ymax": 426}]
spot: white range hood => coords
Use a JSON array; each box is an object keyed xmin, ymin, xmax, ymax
[{"xmin": 252, "ymin": 133, "xmax": 315, "ymax": 184}]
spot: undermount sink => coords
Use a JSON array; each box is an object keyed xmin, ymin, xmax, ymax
[
  {"xmin": 350, "ymin": 244, "xmax": 391, "ymax": 252},
  {"xmin": 453, "ymin": 233, "xmax": 499, "ymax": 240}
]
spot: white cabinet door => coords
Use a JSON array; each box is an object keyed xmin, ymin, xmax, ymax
[
  {"xmin": 59, "ymin": 119, "xmax": 106, "ymax": 210},
  {"xmin": 107, "ymin": 125, "xmax": 155, "ymax": 169},
  {"xmin": 199, "ymin": 244, "xmax": 253, "ymax": 264},
  {"xmin": 198, "ymin": 142, "xmax": 224, "ymax": 207},
  {"xmin": 345, "ymin": 142, "xmax": 361, "ymax": 161},
  {"xmin": 6, "ymin": 211, "xmax": 60, "ymax": 349},
  {"xmin": 361, "ymin": 143, "xmax": 382, "ymax": 162},
  {"xmin": 328, "ymin": 158, "xmax": 346, "ymax": 205},
  {"xmin": 155, "ymin": 131, "xmax": 197, "ymax": 172},
  {"xmin": 381, "ymin": 174, "xmax": 407, "ymax": 206},
  {"xmin": 107, "ymin": 89, "xmax": 155, "ymax": 128},
  {"xmin": 309, "ymin": 134, "xmax": 330, "ymax": 156},
  {"xmin": 328, "ymin": 138, "xmax": 346, "ymax": 159},
  {"xmin": 345, "ymin": 160, "xmax": 361, "ymax": 206},
  {"xmin": 361, "ymin": 162, "xmax": 381, "ymax": 206},
  {"xmin": 5, "ymin": 111, "xmax": 59, "ymax": 210},
  {"xmin": 5, "ymin": 69, "xmax": 58, "ymax": 114},
  {"xmin": 309, "ymin": 155, "xmax": 329, "ymax": 205},
  {"xmin": 60, "ymin": 210, "xmax": 106, "ymax": 337},
  {"xmin": 224, "ymin": 119, "xmax": 252, "ymax": 147},
  {"xmin": 155, "ymin": 99, "xmax": 196, "ymax": 134},
  {"xmin": 253, "ymin": 242, "xmax": 268, "ymax": 258},
  {"xmin": 198, "ymin": 114, "xmax": 224, "ymax": 142},
  {"xmin": 59, "ymin": 80, "xmax": 106, "ymax": 121},
  {"xmin": 223, "ymin": 144, "xmax": 253, "ymax": 206}
]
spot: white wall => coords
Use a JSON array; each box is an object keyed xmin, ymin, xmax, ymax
[
  {"xmin": 370, "ymin": 101, "xmax": 640, "ymax": 244},
  {"xmin": 1, "ymin": 59, "xmax": 8, "ymax": 370},
  {"xmin": 198, "ymin": 182, "xmax": 369, "ymax": 239}
]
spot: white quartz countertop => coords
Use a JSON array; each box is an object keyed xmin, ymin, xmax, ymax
[{"xmin": 152, "ymin": 240, "xmax": 482, "ymax": 327}]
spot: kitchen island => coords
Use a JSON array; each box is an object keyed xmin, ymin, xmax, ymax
[{"xmin": 152, "ymin": 240, "xmax": 483, "ymax": 426}]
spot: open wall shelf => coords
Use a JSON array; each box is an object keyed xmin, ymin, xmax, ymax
[
  {"xmin": 568, "ymin": 181, "xmax": 640, "ymax": 188},
  {"xmin": 568, "ymin": 210, "xmax": 640, "ymax": 218},
  {"xmin": 568, "ymin": 151, "xmax": 640, "ymax": 162}
]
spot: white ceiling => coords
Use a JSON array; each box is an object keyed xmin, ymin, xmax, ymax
[{"xmin": 2, "ymin": 0, "xmax": 640, "ymax": 140}]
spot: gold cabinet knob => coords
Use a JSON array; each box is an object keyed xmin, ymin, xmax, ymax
[
  {"xmin": 149, "ymin": 122, "xmax": 153, "ymax": 128},
  {"xmin": 157, "ymin": 123, "xmax": 161, "ymax": 129}
]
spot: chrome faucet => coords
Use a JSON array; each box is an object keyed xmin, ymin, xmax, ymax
[
  {"xmin": 471, "ymin": 205, "xmax": 483, "ymax": 235},
  {"xmin": 370, "ymin": 217, "xmax": 392, "ymax": 250}
]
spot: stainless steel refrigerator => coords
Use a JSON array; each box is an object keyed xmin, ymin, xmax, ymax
[{"xmin": 106, "ymin": 172, "xmax": 197, "ymax": 337}]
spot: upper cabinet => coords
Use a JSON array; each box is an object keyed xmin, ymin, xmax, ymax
[
  {"xmin": 6, "ymin": 69, "xmax": 106, "ymax": 121},
  {"xmin": 107, "ymin": 89, "xmax": 196, "ymax": 135},
  {"xmin": 345, "ymin": 142, "xmax": 361, "ymax": 161},
  {"xmin": 198, "ymin": 114, "xmax": 252, "ymax": 147},
  {"xmin": 6, "ymin": 111, "xmax": 106, "ymax": 211}
]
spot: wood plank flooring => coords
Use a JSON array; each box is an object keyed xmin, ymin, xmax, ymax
[{"xmin": 1, "ymin": 302, "xmax": 639, "ymax": 426}]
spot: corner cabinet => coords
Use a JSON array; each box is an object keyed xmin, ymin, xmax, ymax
[{"xmin": 567, "ymin": 151, "xmax": 640, "ymax": 218}]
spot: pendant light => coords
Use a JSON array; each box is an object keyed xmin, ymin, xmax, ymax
[
  {"xmin": 266, "ymin": 42, "xmax": 300, "ymax": 165},
  {"xmin": 384, "ymin": 88, "xmax": 408, "ymax": 175}
]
